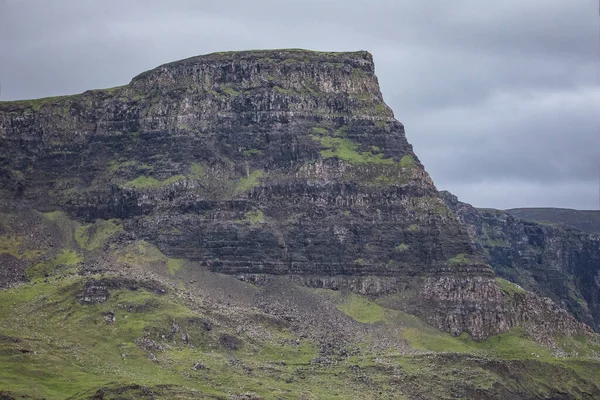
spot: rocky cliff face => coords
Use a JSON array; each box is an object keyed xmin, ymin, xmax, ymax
[
  {"xmin": 507, "ymin": 207, "xmax": 600, "ymax": 235},
  {"xmin": 441, "ymin": 191, "xmax": 600, "ymax": 331},
  {"xmin": 0, "ymin": 50, "xmax": 588, "ymax": 341}
]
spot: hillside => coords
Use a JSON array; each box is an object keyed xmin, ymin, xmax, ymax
[
  {"xmin": 442, "ymin": 191, "xmax": 600, "ymax": 332},
  {"xmin": 0, "ymin": 50, "xmax": 599, "ymax": 399},
  {"xmin": 507, "ymin": 208, "xmax": 600, "ymax": 235}
]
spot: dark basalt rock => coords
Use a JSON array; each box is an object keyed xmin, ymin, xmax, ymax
[
  {"xmin": 77, "ymin": 278, "xmax": 166, "ymax": 304},
  {"xmin": 441, "ymin": 190, "xmax": 600, "ymax": 331},
  {"xmin": 0, "ymin": 49, "xmax": 587, "ymax": 339}
]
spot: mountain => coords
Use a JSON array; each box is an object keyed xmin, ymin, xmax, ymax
[
  {"xmin": 0, "ymin": 50, "xmax": 598, "ymax": 399},
  {"xmin": 442, "ymin": 191, "xmax": 600, "ymax": 331},
  {"xmin": 507, "ymin": 208, "xmax": 600, "ymax": 235}
]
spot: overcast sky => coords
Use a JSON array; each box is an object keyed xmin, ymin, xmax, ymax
[{"xmin": 1, "ymin": 0, "xmax": 598, "ymax": 209}]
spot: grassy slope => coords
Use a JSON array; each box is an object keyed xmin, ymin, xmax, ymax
[
  {"xmin": 0, "ymin": 211, "xmax": 599, "ymax": 399},
  {"xmin": 0, "ymin": 281, "xmax": 599, "ymax": 399}
]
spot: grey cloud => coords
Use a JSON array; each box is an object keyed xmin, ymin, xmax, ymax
[{"xmin": 0, "ymin": 0, "xmax": 598, "ymax": 210}]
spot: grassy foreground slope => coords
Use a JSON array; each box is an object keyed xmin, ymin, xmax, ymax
[
  {"xmin": 1, "ymin": 278, "xmax": 599, "ymax": 399},
  {"xmin": 0, "ymin": 211, "xmax": 599, "ymax": 399}
]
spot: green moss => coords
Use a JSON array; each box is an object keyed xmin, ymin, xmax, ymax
[
  {"xmin": 118, "ymin": 241, "xmax": 168, "ymax": 266},
  {"xmin": 107, "ymin": 160, "xmax": 147, "ymax": 174},
  {"xmin": 188, "ymin": 162, "xmax": 204, "ymax": 178},
  {"xmin": 237, "ymin": 210, "xmax": 265, "ymax": 225},
  {"xmin": 408, "ymin": 224, "xmax": 418, "ymax": 232},
  {"xmin": 41, "ymin": 211, "xmax": 64, "ymax": 222},
  {"xmin": 448, "ymin": 253, "xmax": 472, "ymax": 264},
  {"xmin": 273, "ymin": 86, "xmax": 297, "ymax": 95},
  {"xmin": 313, "ymin": 136, "xmax": 395, "ymax": 165},
  {"xmin": 235, "ymin": 170, "xmax": 265, "ymax": 194},
  {"xmin": 122, "ymin": 175, "xmax": 185, "ymax": 189},
  {"xmin": 395, "ymin": 243, "xmax": 409, "ymax": 252},
  {"xmin": 337, "ymin": 292, "xmax": 386, "ymax": 324},
  {"xmin": 26, "ymin": 249, "xmax": 82, "ymax": 279},
  {"xmin": 496, "ymin": 278, "xmax": 526, "ymax": 295},
  {"xmin": 0, "ymin": 235, "xmax": 43, "ymax": 260},
  {"xmin": 399, "ymin": 154, "xmax": 416, "ymax": 169},
  {"xmin": 0, "ymin": 274, "xmax": 598, "ymax": 399},
  {"xmin": 75, "ymin": 219, "xmax": 123, "ymax": 250},
  {"xmin": 166, "ymin": 258, "xmax": 185, "ymax": 275},
  {"xmin": 354, "ymin": 258, "xmax": 366, "ymax": 265},
  {"xmin": 403, "ymin": 329, "xmax": 473, "ymax": 353},
  {"xmin": 221, "ymin": 86, "xmax": 241, "ymax": 96},
  {"xmin": 311, "ymin": 127, "xmax": 328, "ymax": 135},
  {"xmin": 1, "ymin": 94, "xmax": 77, "ymax": 112}
]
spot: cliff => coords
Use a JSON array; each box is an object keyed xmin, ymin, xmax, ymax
[
  {"xmin": 441, "ymin": 191, "xmax": 600, "ymax": 331},
  {"xmin": 507, "ymin": 207, "xmax": 600, "ymax": 235},
  {"xmin": 0, "ymin": 49, "xmax": 598, "ymax": 399},
  {"xmin": 0, "ymin": 49, "xmax": 513, "ymax": 339}
]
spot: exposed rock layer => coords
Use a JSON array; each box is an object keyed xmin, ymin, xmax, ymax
[
  {"xmin": 441, "ymin": 190, "xmax": 600, "ymax": 331},
  {"xmin": 0, "ymin": 50, "xmax": 590, "ymax": 340}
]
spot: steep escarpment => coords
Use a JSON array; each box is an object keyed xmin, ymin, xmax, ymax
[
  {"xmin": 0, "ymin": 50, "xmax": 586, "ymax": 342},
  {"xmin": 441, "ymin": 191, "xmax": 600, "ymax": 331},
  {"xmin": 507, "ymin": 207, "xmax": 600, "ymax": 235},
  {"xmin": 1, "ymin": 49, "xmax": 599, "ymax": 399}
]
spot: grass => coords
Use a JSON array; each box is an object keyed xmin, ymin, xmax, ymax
[
  {"xmin": 237, "ymin": 210, "xmax": 265, "ymax": 225},
  {"xmin": 337, "ymin": 292, "xmax": 386, "ymax": 324},
  {"xmin": 75, "ymin": 219, "xmax": 123, "ymax": 250},
  {"xmin": 189, "ymin": 162, "xmax": 204, "ymax": 177},
  {"xmin": 0, "ymin": 235, "xmax": 44, "ymax": 260},
  {"xmin": 496, "ymin": 277, "xmax": 526, "ymax": 295},
  {"xmin": 448, "ymin": 253, "xmax": 472, "ymax": 265},
  {"xmin": 235, "ymin": 170, "xmax": 265, "ymax": 194},
  {"xmin": 0, "ymin": 276, "xmax": 598, "ymax": 399},
  {"xmin": 221, "ymin": 86, "xmax": 241, "ymax": 96},
  {"xmin": 399, "ymin": 154, "xmax": 415, "ymax": 169},
  {"xmin": 122, "ymin": 175, "xmax": 186, "ymax": 189},
  {"xmin": 26, "ymin": 249, "xmax": 82, "ymax": 279},
  {"xmin": 166, "ymin": 258, "xmax": 185, "ymax": 275},
  {"xmin": 313, "ymin": 136, "xmax": 395, "ymax": 166},
  {"xmin": 395, "ymin": 243, "xmax": 409, "ymax": 252}
]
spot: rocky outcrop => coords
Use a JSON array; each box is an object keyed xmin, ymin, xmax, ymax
[
  {"xmin": 507, "ymin": 208, "xmax": 600, "ymax": 235},
  {"xmin": 77, "ymin": 277, "xmax": 166, "ymax": 304},
  {"xmin": 0, "ymin": 49, "xmax": 588, "ymax": 340},
  {"xmin": 441, "ymin": 190, "xmax": 600, "ymax": 331}
]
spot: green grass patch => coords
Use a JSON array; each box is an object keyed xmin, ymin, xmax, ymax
[
  {"xmin": 166, "ymin": 258, "xmax": 185, "ymax": 275},
  {"xmin": 448, "ymin": 253, "xmax": 472, "ymax": 264},
  {"xmin": 235, "ymin": 170, "xmax": 265, "ymax": 193},
  {"xmin": 337, "ymin": 292, "xmax": 386, "ymax": 324},
  {"xmin": 496, "ymin": 278, "xmax": 526, "ymax": 295},
  {"xmin": 75, "ymin": 219, "xmax": 123, "ymax": 250},
  {"xmin": 311, "ymin": 127, "xmax": 328, "ymax": 135},
  {"xmin": 314, "ymin": 136, "xmax": 395, "ymax": 165},
  {"xmin": 0, "ymin": 235, "xmax": 43, "ymax": 260},
  {"xmin": 122, "ymin": 174, "xmax": 185, "ymax": 189},
  {"xmin": 237, "ymin": 210, "xmax": 265, "ymax": 225},
  {"xmin": 395, "ymin": 243, "xmax": 409, "ymax": 252},
  {"xmin": 221, "ymin": 86, "xmax": 241, "ymax": 96},
  {"xmin": 26, "ymin": 249, "xmax": 82, "ymax": 279},
  {"xmin": 399, "ymin": 154, "xmax": 415, "ymax": 169}
]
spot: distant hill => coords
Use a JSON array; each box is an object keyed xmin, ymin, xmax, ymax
[{"xmin": 506, "ymin": 208, "xmax": 600, "ymax": 235}]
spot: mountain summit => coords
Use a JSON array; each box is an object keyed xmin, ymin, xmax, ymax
[{"xmin": 0, "ymin": 50, "xmax": 598, "ymax": 399}]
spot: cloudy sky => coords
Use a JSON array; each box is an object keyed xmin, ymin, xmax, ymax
[{"xmin": 1, "ymin": 0, "xmax": 598, "ymax": 209}]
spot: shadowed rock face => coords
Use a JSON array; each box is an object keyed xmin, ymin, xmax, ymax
[
  {"xmin": 441, "ymin": 190, "xmax": 600, "ymax": 332},
  {"xmin": 0, "ymin": 49, "xmax": 584, "ymax": 340}
]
